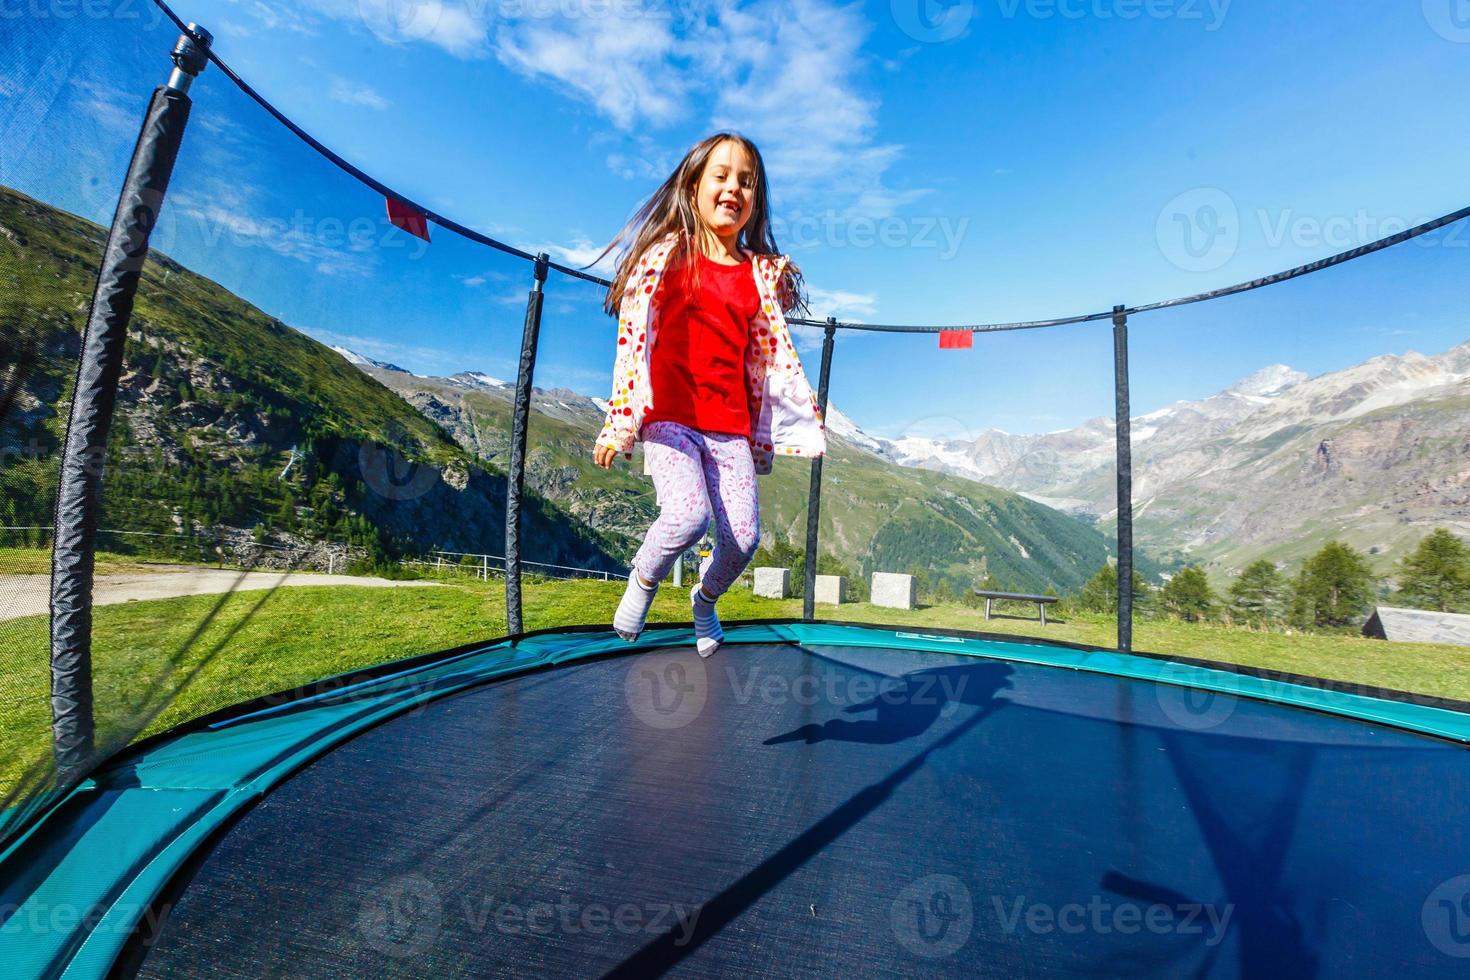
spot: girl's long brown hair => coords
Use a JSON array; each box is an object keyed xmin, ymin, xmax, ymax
[{"xmin": 591, "ymin": 132, "xmax": 806, "ymax": 316}]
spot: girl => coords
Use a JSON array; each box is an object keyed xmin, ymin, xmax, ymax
[{"xmin": 592, "ymin": 132, "xmax": 826, "ymax": 656}]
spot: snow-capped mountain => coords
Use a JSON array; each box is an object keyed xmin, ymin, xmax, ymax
[
  {"xmin": 823, "ymin": 404, "xmax": 887, "ymax": 454},
  {"xmin": 830, "ymin": 363, "xmax": 1314, "ymax": 501},
  {"xmin": 450, "ymin": 371, "xmax": 510, "ymax": 390},
  {"xmin": 332, "ymin": 332, "xmax": 1469, "ymax": 577},
  {"xmin": 828, "ymin": 341, "xmax": 1470, "ymax": 574},
  {"xmin": 329, "ymin": 346, "xmax": 410, "ymax": 374}
]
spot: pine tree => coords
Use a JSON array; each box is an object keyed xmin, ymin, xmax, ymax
[
  {"xmin": 1228, "ymin": 560, "xmax": 1286, "ymax": 624},
  {"xmin": 1160, "ymin": 566, "xmax": 1216, "ymax": 622},
  {"xmin": 1078, "ymin": 563, "xmax": 1149, "ymax": 614},
  {"xmin": 1394, "ymin": 529, "xmax": 1470, "ymax": 612},
  {"xmin": 1289, "ymin": 541, "xmax": 1377, "ymax": 630}
]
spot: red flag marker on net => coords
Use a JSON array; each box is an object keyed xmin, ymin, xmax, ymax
[
  {"xmin": 939, "ymin": 329, "xmax": 973, "ymax": 349},
  {"xmin": 385, "ymin": 197, "xmax": 431, "ymax": 242}
]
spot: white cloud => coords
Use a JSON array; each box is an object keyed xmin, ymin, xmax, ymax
[
  {"xmin": 216, "ymin": 20, "xmax": 256, "ymax": 39},
  {"xmin": 231, "ymin": 0, "xmax": 921, "ymax": 241},
  {"xmin": 336, "ymin": 0, "xmax": 488, "ymax": 57},
  {"xmin": 702, "ymin": 0, "xmax": 925, "ymax": 219},
  {"xmin": 457, "ymin": 269, "xmax": 511, "ymax": 287},
  {"xmin": 388, "ymin": 1, "xmax": 488, "ymax": 57},
  {"xmin": 788, "ymin": 286, "xmax": 879, "ymax": 351},
  {"xmin": 606, "ymin": 151, "xmax": 668, "ymax": 182},
  {"xmin": 239, "ymin": 0, "xmax": 320, "ymax": 36},
  {"xmin": 493, "ymin": 12, "xmax": 685, "ymax": 128},
  {"xmin": 517, "ymin": 236, "xmax": 618, "ymax": 277},
  {"xmin": 806, "ymin": 286, "xmax": 877, "ymax": 320},
  {"xmin": 492, "ymin": 286, "xmax": 531, "ymax": 306},
  {"xmin": 490, "ymin": 0, "xmax": 923, "ymax": 217},
  {"xmin": 191, "ymin": 112, "xmax": 230, "ymax": 136},
  {"xmin": 170, "ymin": 180, "xmax": 376, "ymax": 278},
  {"xmin": 245, "ymin": 0, "xmax": 486, "ymax": 55},
  {"xmin": 328, "ymin": 76, "xmax": 391, "ymax": 110},
  {"xmin": 604, "ymin": 133, "xmax": 676, "ymax": 181},
  {"xmin": 68, "ymin": 78, "xmax": 135, "ymax": 135},
  {"xmin": 300, "ymin": 327, "xmax": 474, "ymax": 375}
]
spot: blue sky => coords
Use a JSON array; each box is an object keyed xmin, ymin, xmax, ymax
[{"xmin": 3, "ymin": 0, "xmax": 1469, "ymax": 438}]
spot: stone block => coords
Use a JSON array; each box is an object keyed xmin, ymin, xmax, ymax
[
  {"xmin": 871, "ymin": 572, "xmax": 916, "ymax": 609},
  {"xmin": 814, "ymin": 575, "xmax": 846, "ymax": 605},
  {"xmin": 753, "ymin": 566, "xmax": 791, "ymax": 599}
]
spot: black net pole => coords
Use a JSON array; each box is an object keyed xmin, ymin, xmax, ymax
[
  {"xmin": 1111, "ymin": 305, "xmax": 1134, "ymax": 653},
  {"xmin": 48, "ymin": 24, "xmax": 212, "ymax": 781},
  {"xmin": 802, "ymin": 319, "xmax": 838, "ymax": 621},
  {"xmin": 505, "ymin": 253, "xmax": 548, "ymax": 636}
]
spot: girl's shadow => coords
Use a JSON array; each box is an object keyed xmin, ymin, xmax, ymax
[{"xmin": 763, "ymin": 662, "xmax": 1013, "ymax": 747}]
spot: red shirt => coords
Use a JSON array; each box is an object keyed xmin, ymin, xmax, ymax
[{"xmin": 643, "ymin": 250, "xmax": 761, "ymax": 437}]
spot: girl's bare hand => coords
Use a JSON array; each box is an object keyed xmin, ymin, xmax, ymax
[{"xmin": 594, "ymin": 444, "xmax": 618, "ymax": 470}]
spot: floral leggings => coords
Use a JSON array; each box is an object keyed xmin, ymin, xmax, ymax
[{"xmin": 631, "ymin": 421, "xmax": 760, "ymax": 597}]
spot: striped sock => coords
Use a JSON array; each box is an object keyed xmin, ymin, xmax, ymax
[
  {"xmin": 691, "ymin": 584, "xmax": 724, "ymax": 658},
  {"xmin": 614, "ymin": 571, "xmax": 657, "ymax": 641}
]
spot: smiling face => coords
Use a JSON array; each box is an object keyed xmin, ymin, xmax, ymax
[{"xmin": 692, "ymin": 139, "xmax": 757, "ymax": 248}]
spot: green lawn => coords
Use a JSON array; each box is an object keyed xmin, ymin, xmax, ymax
[
  {"xmin": 4, "ymin": 577, "xmax": 1470, "ymax": 811},
  {"xmin": 0, "ymin": 546, "xmax": 175, "ymax": 576}
]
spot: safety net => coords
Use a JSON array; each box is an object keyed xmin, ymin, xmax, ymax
[
  {"xmin": 1127, "ymin": 208, "xmax": 1470, "ymax": 700},
  {"xmin": 0, "ymin": 4, "xmax": 625, "ymax": 846},
  {"xmin": 0, "ymin": 5, "xmax": 188, "ymax": 851},
  {"xmin": 796, "ymin": 316, "xmax": 1120, "ymax": 613},
  {"xmin": 2, "ymin": 0, "xmax": 1469, "ymax": 868}
]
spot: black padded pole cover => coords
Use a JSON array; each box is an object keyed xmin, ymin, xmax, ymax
[
  {"xmin": 505, "ymin": 254, "xmax": 548, "ymax": 636},
  {"xmin": 802, "ymin": 320, "xmax": 837, "ymax": 621},
  {"xmin": 1112, "ymin": 305, "xmax": 1134, "ymax": 653},
  {"xmin": 50, "ymin": 85, "xmax": 194, "ymax": 776}
]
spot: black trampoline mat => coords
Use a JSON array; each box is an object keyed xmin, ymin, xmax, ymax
[{"xmin": 131, "ymin": 641, "xmax": 1470, "ymax": 978}]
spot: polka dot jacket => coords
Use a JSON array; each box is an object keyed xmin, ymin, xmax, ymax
[{"xmin": 595, "ymin": 233, "xmax": 827, "ymax": 475}]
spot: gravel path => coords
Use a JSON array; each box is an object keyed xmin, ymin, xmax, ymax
[{"xmin": 0, "ymin": 567, "xmax": 443, "ymax": 622}]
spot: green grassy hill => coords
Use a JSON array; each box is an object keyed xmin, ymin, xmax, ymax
[{"xmin": 0, "ymin": 185, "xmax": 621, "ymax": 570}]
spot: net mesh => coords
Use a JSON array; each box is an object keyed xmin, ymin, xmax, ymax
[
  {"xmin": 804, "ymin": 320, "xmax": 1118, "ymax": 619},
  {"xmin": 75, "ymin": 39, "xmax": 621, "ymax": 768},
  {"xmin": 1129, "ymin": 214, "xmax": 1470, "ymax": 698},
  {"xmin": 0, "ymin": 8, "xmax": 181, "ymax": 847},
  {"xmin": 3, "ymin": 0, "xmax": 1469, "ymax": 859}
]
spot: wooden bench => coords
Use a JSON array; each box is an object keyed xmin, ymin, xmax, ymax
[{"xmin": 974, "ymin": 590, "xmax": 1059, "ymax": 626}]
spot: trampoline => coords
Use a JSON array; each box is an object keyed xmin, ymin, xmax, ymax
[
  {"xmin": 5, "ymin": 622, "xmax": 1470, "ymax": 978},
  {"xmin": 8, "ymin": 8, "xmax": 1470, "ymax": 978}
]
